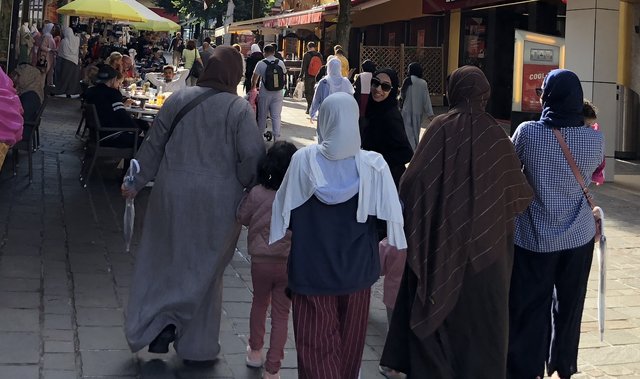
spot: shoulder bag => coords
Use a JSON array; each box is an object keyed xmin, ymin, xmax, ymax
[{"xmin": 553, "ymin": 128, "xmax": 602, "ymax": 240}]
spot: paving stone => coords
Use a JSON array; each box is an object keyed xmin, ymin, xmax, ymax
[
  {"xmin": 80, "ymin": 350, "xmax": 137, "ymax": 376},
  {"xmin": 45, "ymin": 340, "xmax": 76, "ymax": 353},
  {"xmin": 74, "ymin": 293, "xmax": 119, "ymax": 308},
  {"xmin": 43, "ymin": 329, "xmax": 75, "ymax": 342},
  {"xmin": 222, "ymin": 287, "xmax": 253, "ymax": 303},
  {"xmin": 0, "ymin": 365, "xmax": 40, "ymax": 379},
  {"xmin": 76, "ymin": 308, "xmax": 123, "ymax": 326},
  {"xmin": 0, "ymin": 308, "xmax": 39, "ymax": 331},
  {"xmin": 77, "ymin": 326, "xmax": 129, "ymax": 351},
  {"xmin": 0, "ymin": 332, "xmax": 40, "ymax": 363},
  {"xmin": 44, "ymin": 352, "xmax": 77, "ymax": 371},
  {"xmin": 43, "ymin": 370, "xmax": 77, "ymax": 379},
  {"xmin": 0, "ymin": 277, "xmax": 40, "ymax": 292},
  {"xmin": 45, "ymin": 313, "xmax": 74, "ymax": 330},
  {"xmin": 0, "ymin": 291, "xmax": 40, "ymax": 308},
  {"xmin": 0, "ymin": 256, "xmax": 41, "ymax": 278}
]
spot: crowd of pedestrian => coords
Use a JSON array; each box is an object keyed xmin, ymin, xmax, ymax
[{"xmin": 0, "ymin": 23, "xmax": 606, "ymax": 379}]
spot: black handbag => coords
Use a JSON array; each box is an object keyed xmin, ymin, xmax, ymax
[{"xmin": 189, "ymin": 60, "xmax": 203, "ymax": 79}]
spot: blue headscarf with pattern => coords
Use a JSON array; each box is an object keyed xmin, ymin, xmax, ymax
[{"xmin": 539, "ymin": 69, "xmax": 584, "ymax": 128}]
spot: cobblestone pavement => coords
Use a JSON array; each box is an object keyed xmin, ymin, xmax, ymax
[{"xmin": 0, "ymin": 95, "xmax": 639, "ymax": 379}]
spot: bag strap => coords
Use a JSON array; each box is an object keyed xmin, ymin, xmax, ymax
[
  {"xmin": 552, "ymin": 128, "xmax": 597, "ymax": 209},
  {"xmin": 167, "ymin": 89, "xmax": 217, "ymax": 139}
]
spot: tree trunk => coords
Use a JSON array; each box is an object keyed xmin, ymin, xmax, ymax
[{"xmin": 336, "ymin": 0, "xmax": 351, "ymax": 53}]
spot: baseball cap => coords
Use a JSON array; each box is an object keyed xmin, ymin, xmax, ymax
[{"xmin": 94, "ymin": 64, "xmax": 118, "ymax": 83}]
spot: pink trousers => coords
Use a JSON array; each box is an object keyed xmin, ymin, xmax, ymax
[
  {"xmin": 292, "ymin": 288, "xmax": 371, "ymax": 379},
  {"xmin": 249, "ymin": 261, "xmax": 291, "ymax": 374}
]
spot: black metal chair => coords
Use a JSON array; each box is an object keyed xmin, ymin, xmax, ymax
[
  {"xmin": 79, "ymin": 104, "xmax": 140, "ymax": 188},
  {"xmin": 75, "ymin": 80, "xmax": 91, "ymax": 138},
  {"xmin": 12, "ymin": 94, "xmax": 47, "ymax": 183}
]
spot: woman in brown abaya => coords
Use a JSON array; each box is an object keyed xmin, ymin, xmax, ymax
[{"xmin": 380, "ymin": 66, "xmax": 533, "ymax": 378}]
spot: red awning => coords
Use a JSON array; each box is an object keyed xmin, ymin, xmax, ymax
[
  {"xmin": 149, "ymin": 7, "xmax": 179, "ymax": 23},
  {"xmin": 263, "ymin": 9, "xmax": 323, "ymax": 28},
  {"xmin": 422, "ymin": 0, "xmax": 510, "ymax": 13}
]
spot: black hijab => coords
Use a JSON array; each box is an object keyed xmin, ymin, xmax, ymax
[
  {"xmin": 400, "ymin": 62, "xmax": 423, "ymax": 100},
  {"xmin": 366, "ymin": 68, "xmax": 400, "ymax": 116},
  {"xmin": 539, "ymin": 69, "xmax": 584, "ymax": 128}
]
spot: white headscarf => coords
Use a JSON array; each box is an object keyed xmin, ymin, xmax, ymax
[
  {"xmin": 270, "ymin": 93, "xmax": 407, "ymax": 249},
  {"xmin": 42, "ymin": 23, "xmax": 54, "ymax": 36},
  {"xmin": 325, "ymin": 58, "xmax": 355, "ymax": 95},
  {"xmin": 250, "ymin": 43, "xmax": 261, "ymax": 54},
  {"xmin": 317, "ymin": 92, "xmax": 360, "ymax": 160},
  {"xmin": 59, "ymin": 27, "xmax": 79, "ymax": 65}
]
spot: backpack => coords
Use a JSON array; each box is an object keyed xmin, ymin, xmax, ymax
[
  {"xmin": 262, "ymin": 59, "xmax": 286, "ymax": 91},
  {"xmin": 307, "ymin": 54, "xmax": 322, "ymax": 77}
]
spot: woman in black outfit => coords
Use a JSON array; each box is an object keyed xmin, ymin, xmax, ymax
[
  {"xmin": 244, "ymin": 44, "xmax": 264, "ymax": 93},
  {"xmin": 361, "ymin": 68, "xmax": 413, "ymax": 187}
]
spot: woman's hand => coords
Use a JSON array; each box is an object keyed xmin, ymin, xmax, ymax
[{"xmin": 121, "ymin": 183, "xmax": 138, "ymax": 198}]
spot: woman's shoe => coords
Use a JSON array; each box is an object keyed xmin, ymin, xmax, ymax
[
  {"xmin": 378, "ymin": 365, "xmax": 405, "ymax": 379},
  {"xmin": 148, "ymin": 324, "xmax": 176, "ymax": 354},
  {"xmin": 183, "ymin": 359, "xmax": 216, "ymax": 367},
  {"xmin": 245, "ymin": 345, "xmax": 263, "ymax": 368},
  {"xmin": 263, "ymin": 370, "xmax": 280, "ymax": 379}
]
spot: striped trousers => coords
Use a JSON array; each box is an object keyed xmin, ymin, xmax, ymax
[{"xmin": 291, "ymin": 288, "xmax": 371, "ymax": 379}]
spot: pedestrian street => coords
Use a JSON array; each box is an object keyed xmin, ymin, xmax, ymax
[{"xmin": 0, "ymin": 96, "xmax": 639, "ymax": 378}]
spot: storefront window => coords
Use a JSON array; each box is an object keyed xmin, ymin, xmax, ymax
[{"xmin": 461, "ymin": 16, "xmax": 486, "ymax": 70}]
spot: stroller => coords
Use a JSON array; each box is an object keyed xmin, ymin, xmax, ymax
[{"xmin": 246, "ymin": 88, "xmax": 274, "ymax": 142}]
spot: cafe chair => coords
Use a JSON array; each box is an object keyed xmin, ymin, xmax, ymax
[
  {"xmin": 79, "ymin": 104, "xmax": 139, "ymax": 188},
  {"xmin": 12, "ymin": 95, "xmax": 47, "ymax": 184}
]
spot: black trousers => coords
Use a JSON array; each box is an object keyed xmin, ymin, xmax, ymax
[
  {"xmin": 304, "ymin": 77, "xmax": 316, "ymax": 112},
  {"xmin": 507, "ymin": 240, "xmax": 594, "ymax": 379}
]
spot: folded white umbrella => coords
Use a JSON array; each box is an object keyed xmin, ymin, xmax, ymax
[
  {"xmin": 123, "ymin": 159, "xmax": 140, "ymax": 253},
  {"xmin": 594, "ymin": 206, "xmax": 607, "ymax": 341}
]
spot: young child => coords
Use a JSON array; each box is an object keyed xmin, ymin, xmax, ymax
[
  {"xmin": 584, "ymin": 99, "xmax": 605, "ymax": 185},
  {"xmin": 237, "ymin": 141, "xmax": 298, "ymax": 379}
]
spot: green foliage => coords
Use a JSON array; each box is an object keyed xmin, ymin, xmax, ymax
[{"xmin": 154, "ymin": 0, "xmax": 271, "ymax": 27}]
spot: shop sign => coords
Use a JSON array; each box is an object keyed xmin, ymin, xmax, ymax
[{"xmin": 521, "ymin": 64, "xmax": 556, "ymax": 113}]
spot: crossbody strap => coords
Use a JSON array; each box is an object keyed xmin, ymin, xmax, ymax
[
  {"xmin": 552, "ymin": 128, "xmax": 597, "ymax": 209},
  {"xmin": 167, "ymin": 89, "xmax": 218, "ymax": 139}
]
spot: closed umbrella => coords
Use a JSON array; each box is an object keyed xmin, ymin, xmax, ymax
[
  {"xmin": 594, "ymin": 206, "xmax": 607, "ymax": 341},
  {"xmin": 123, "ymin": 159, "xmax": 140, "ymax": 253},
  {"xmin": 58, "ymin": 0, "xmax": 147, "ymax": 22}
]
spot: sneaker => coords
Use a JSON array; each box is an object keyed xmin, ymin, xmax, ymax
[
  {"xmin": 246, "ymin": 346, "xmax": 263, "ymax": 368},
  {"xmin": 379, "ymin": 365, "xmax": 405, "ymax": 379},
  {"xmin": 263, "ymin": 371, "xmax": 280, "ymax": 379}
]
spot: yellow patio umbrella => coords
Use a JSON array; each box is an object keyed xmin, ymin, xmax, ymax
[
  {"xmin": 118, "ymin": 0, "xmax": 181, "ymax": 32},
  {"xmin": 130, "ymin": 17, "xmax": 180, "ymax": 32},
  {"xmin": 58, "ymin": 0, "xmax": 147, "ymax": 22}
]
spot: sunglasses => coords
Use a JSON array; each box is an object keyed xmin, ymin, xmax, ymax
[
  {"xmin": 371, "ymin": 78, "xmax": 393, "ymax": 92},
  {"xmin": 535, "ymin": 88, "xmax": 543, "ymax": 97}
]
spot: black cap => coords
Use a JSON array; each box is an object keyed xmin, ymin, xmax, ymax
[{"xmin": 94, "ymin": 64, "xmax": 118, "ymax": 83}]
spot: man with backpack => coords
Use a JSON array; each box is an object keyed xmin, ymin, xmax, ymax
[
  {"xmin": 251, "ymin": 44, "xmax": 287, "ymax": 140},
  {"xmin": 301, "ymin": 42, "xmax": 323, "ymax": 114}
]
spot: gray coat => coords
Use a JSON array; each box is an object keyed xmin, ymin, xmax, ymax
[
  {"xmin": 125, "ymin": 86, "xmax": 265, "ymax": 360},
  {"xmin": 401, "ymin": 76, "xmax": 434, "ymax": 150}
]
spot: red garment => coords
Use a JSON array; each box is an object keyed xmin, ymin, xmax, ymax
[
  {"xmin": 379, "ymin": 238, "xmax": 406, "ymax": 309},
  {"xmin": 249, "ymin": 262, "xmax": 290, "ymax": 374},
  {"xmin": 237, "ymin": 185, "xmax": 291, "ymax": 263},
  {"xmin": 292, "ymin": 288, "xmax": 370, "ymax": 379},
  {"xmin": 0, "ymin": 68, "xmax": 24, "ymax": 146},
  {"xmin": 590, "ymin": 122, "xmax": 605, "ymax": 185}
]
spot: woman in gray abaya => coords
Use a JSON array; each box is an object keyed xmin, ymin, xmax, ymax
[{"xmin": 122, "ymin": 46, "xmax": 265, "ymax": 365}]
